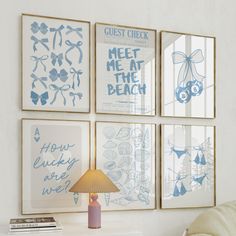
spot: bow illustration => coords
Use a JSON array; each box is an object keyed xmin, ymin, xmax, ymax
[
  {"xmin": 69, "ymin": 92, "xmax": 83, "ymax": 106},
  {"xmin": 49, "ymin": 68, "xmax": 68, "ymax": 82},
  {"xmin": 49, "ymin": 84, "xmax": 70, "ymax": 105},
  {"xmin": 31, "ymin": 91, "xmax": 49, "ymax": 105},
  {"xmin": 70, "ymin": 67, "xmax": 83, "ymax": 89},
  {"xmin": 172, "ymin": 49, "xmax": 205, "ymax": 85},
  {"xmin": 31, "ymin": 73, "xmax": 48, "ymax": 89},
  {"xmin": 31, "ymin": 55, "xmax": 48, "ymax": 72},
  {"xmin": 50, "ymin": 25, "xmax": 64, "ymax": 49},
  {"xmin": 31, "ymin": 36, "xmax": 49, "ymax": 52},
  {"xmin": 66, "ymin": 26, "xmax": 83, "ymax": 38},
  {"xmin": 51, "ymin": 52, "xmax": 63, "ymax": 66},
  {"xmin": 65, "ymin": 40, "xmax": 83, "ymax": 65},
  {"xmin": 31, "ymin": 22, "xmax": 48, "ymax": 34}
]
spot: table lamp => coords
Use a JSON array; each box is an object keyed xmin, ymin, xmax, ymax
[{"xmin": 69, "ymin": 169, "xmax": 119, "ymax": 229}]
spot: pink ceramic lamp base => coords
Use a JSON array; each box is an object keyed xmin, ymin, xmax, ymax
[{"xmin": 88, "ymin": 193, "xmax": 101, "ymax": 229}]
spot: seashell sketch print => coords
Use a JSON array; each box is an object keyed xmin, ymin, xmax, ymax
[
  {"xmin": 118, "ymin": 142, "xmax": 133, "ymax": 155},
  {"xmin": 135, "ymin": 149, "xmax": 150, "ymax": 162},
  {"xmin": 103, "ymin": 149, "xmax": 117, "ymax": 160},
  {"xmin": 107, "ymin": 170, "xmax": 122, "ymax": 182},
  {"xmin": 104, "ymin": 161, "xmax": 116, "ymax": 170},
  {"xmin": 103, "ymin": 140, "xmax": 117, "ymax": 149},
  {"xmin": 115, "ymin": 127, "xmax": 131, "ymax": 141}
]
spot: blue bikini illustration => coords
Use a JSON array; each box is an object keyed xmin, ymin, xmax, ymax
[{"xmin": 172, "ymin": 49, "xmax": 205, "ymax": 104}]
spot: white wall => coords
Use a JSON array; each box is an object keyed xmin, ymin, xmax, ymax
[{"xmin": 0, "ymin": 0, "xmax": 236, "ymax": 235}]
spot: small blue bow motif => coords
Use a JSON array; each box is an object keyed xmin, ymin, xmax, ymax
[
  {"xmin": 69, "ymin": 92, "xmax": 83, "ymax": 106},
  {"xmin": 70, "ymin": 67, "xmax": 83, "ymax": 89},
  {"xmin": 49, "ymin": 68, "xmax": 68, "ymax": 82},
  {"xmin": 31, "ymin": 91, "xmax": 49, "ymax": 105},
  {"xmin": 31, "ymin": 22, "xmax": 48, "ymax": 34},
  {"xmin": 31, "ymin": 36, "xmax": 49, "ymax": 52},
  {"xmin": 65, "ymin": 40, "xmax": 83, "ymax": 65},
  {"xmin": 51, "ymin": 52, "xmax": 63, "ymax": 66},
  {"xmin": 31, "ymin": 73, "xmax": 47, "ymax": 89},
  {"xmin": 66, "ymin": 26, "xmax": 83, "ymax": 38},
  {"xmin": 49, "ymin": 84, "xmax": 70, "ymax": 105},
  {"xmin": 31, "ymin": 55, "xmax": 48, "ymax": 72},
  {"xmin": 50, "ymin": 25, "xmax": 64, "ymax": 49}
]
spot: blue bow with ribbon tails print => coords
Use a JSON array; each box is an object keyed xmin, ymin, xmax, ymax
[{"xmin": 172, "ymin": 49, "xmax": 205, "ymax": 104}]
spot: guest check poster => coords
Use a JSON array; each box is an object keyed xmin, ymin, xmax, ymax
[{"xmin": 96, "ymin": 23, "xmax": 156, "ymax": 116}]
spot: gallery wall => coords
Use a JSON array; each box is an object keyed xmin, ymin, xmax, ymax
[{"xmin": 0, "ymin": 0, "xmax": 236, "ymax": 235}]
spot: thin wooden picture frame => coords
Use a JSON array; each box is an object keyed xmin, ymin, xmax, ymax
[
  {"xmin": 21, "ymin": 118, "xmax": 91, "ymax": 214},
  {"xmin": 160, "ymin": 124, "xmax": 216, "ymax": 209},
  {"xmin": 95, "ymin": 121, "xmax": 156, "ymax": 211},
  {"xmin": 95, "ymin": 22, "xmax": 156, "ymax": 116},
  {"xmin": 160, "ymin": 30, "xmax": 216, "ymax": 119},
  {"xmin": 22, "ymin": 14, "xmax": 91, "ymax": 113}
]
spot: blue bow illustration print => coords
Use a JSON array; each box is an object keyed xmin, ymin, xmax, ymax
[
  {"xmin": 69, "ymin": 92, "xmax": 83, "ymax": 106},
  {"xmin": 70, "ymin": 67, "xmax": 83, "ymax": 89},
  {"xmin": 31, "ymin": 73, "xmax": 47, "ymax": 89},
  {"xmin": 31, "ymin": 22, "xmax": 48, "ymax": 34},
  {"xmin": 31, "ymin": 55, "xmax": 48, "ymax": 72},
  {"xmin": 49, "ymin": 68, "xmax": 68, "ymax": 82},
  {"xmin": 31, "ymin": 91, "xmax": 49, "ymax": 105},
  {"xmin": 172, "ymin": 49, "xmax": 205, "ymax": 86},
  {"xmin": 66, "ymin": 26, "xmax": 83, "ymax": 38},
  {"xmin": 51, "ymin": 52, "xmax": 63, "ymax": 66},
  {"xmin": 31, "ymin": 36, "xmax": 49, "ymax": 52},
  {"xmin": 50, "ymin": 25, "xmax": 64, "ymax": 49},
  {"xmin": 49, "ymin": 84, "xmax": 70, "ymax": 106},
  {"xmin": 65, "ymin": 40, "xmax": 83, "ymax": 65}
]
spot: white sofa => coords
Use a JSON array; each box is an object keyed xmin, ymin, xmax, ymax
[{"xmin": 186, "ymin": 201, "xmax": 236, "ymax": 236}]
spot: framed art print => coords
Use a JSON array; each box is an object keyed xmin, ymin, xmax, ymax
[
  {"xmin": 161, "ymin": 31, "xmax": 215, "ymax": 118},
  {"xmin": 22, "ymin": 14, "xmax": 90, "ymax": 112},
  {"xmin": 96, "ymin": 121, "xmax": 156, "ymax": 210},
  {"xmin": 96, "ymin": 23, "xmax": 156, "ymax": 116},
  {"xmin": 22, "ymin": 119, "xmax": 90, "ymax": 214},
  {"xmin": 161, "ymin": 124, "xmax": 215, "ymax": 209}
]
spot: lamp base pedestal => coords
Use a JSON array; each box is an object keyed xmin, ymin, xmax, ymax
[{"xmin": 88, "ymin": 193, "xmax": 101, "ymax": 229}]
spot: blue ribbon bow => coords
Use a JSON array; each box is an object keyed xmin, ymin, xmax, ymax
[
  {"xmin": 65, "ymin": 40, "xmax": 83, "ymax": 65},
  {"xmin": 70, "ymin": 67, "xmax": 83, "ymax": 89},
  {"xmin": 31, "ymin": 73, "xmax": 48, "ymax": 89},
  {"xmin": 31, "ymin": 22, "xmax": 48, "ymax": 34},
  {"xmin": 49, "ymin": 84, "xmax": 70, "ymax": 106},
  {"xmin": 31, "ymin": 91, "xmax": 49, "ymax": 105},
  {"xmin": 51, "ymin": 52, "xmax": 63, "ymax": 66},
  {"xmin": 172, "ymin": 49, "xmax": 205, "ymax": 86},
  {"xmin": 31, "ymin": 36, "xmax": 49, "ymax": 52},
  {"xmin": 31, "ymin": 55, "xmax": 48, "ymax": 72},
  {"xmin": 69, "ymin": 92, "xmax": 83, "ymax": 106},
  {"xmin": 66, "ymin": 26, "xmax": 83, "ymax": 38},
  {"xmin": 50, "ymin": 25, "xmax": 64, "ymax": 49},
  {"xmin": 49, "ymin": 68, "xmax": 68, "ymax": 82}
]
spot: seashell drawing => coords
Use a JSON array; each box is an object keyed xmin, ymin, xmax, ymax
[
  {"xmin": 103, "ymin": 126, "xmax": 116, "ymax": 139},
  {"xmin": 131, "ymin": 128, "xmax": 143, "ymax": 139},
  {"xmin": 107, "ymin": 170, "xmax": 122, "ymax": 182},
  {"xmin": 117, "ymin": 158, "xmax": 132, "ymax": 169},
  {"xmin": 115, "ymin": 127, "xmax": 131, "ymax": 141},
  {"xmin": 104, "ymin": 161, "xmax": 116, "ymax": 170},
  {"xmin": 104, "ymin": 193, "xmax": 110, "ymax": 206},
  {"xmin": 111, "ymin": 197, "xmax": 130, "ymax": 206},
  {"xmin": 103, "ymin": 150, "xmax": 117, "ymax": 160},
  {"xmin": 135, "ymin": 149, "xmax": 150, "ymax": 162},
  {"xmin": 103, "ymin": 140, "xmax": 117, "ymax": 149},
  {"xmin": 118, "ymin": 142, "xmax": 133, "ymax": 155}
]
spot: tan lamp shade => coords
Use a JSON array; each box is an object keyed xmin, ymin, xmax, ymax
[{"xmin": 69, "ymin": 169, "xmax": 120, "ymax": 193}]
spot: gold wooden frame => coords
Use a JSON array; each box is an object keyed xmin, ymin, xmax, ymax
[
  {"xmin": 21, "ymin": 13, "xmax": 91, "ymax": 113},
  {"xmin": 95, "ymin": 22, "xmax": 157, "ymax": 116},
  {"xmin": 160, "ymin": 30, "xmax": 216, "ymax": 119},
  {"xmin": 21, "ymin": 118, "xmax": 91, "ymax": 215},
  {"xmin": 95, "ymin": 120, "xmax": 157, "ymax": 211},
  {"xmin": 160, "ymin": 124, "xmax": 216, "ymax": 209}
]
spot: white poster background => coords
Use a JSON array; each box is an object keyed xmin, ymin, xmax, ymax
[
  {"xmin": 22, "ymin": 15, "xmax": 90, "ymax": 112},
  {"xmin": 22, "ymin": 119, "xmax": 90, "ymax": 214},
  {"xmin": 96, "ymin": 24, "xmax": 155, "ymax": 115}
]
